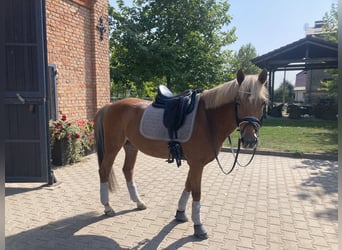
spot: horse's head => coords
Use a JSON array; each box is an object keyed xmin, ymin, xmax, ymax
[{"xmin": 235, "ymin": 69, "xmax": 268, "ymax": 149}]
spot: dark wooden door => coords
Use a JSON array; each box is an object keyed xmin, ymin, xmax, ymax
[{"xmin": 1, "ymin": 0, "xmax": 50, "ymax": 182}]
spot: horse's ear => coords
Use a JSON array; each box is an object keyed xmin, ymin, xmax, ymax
[
  {"xmin": 258, "ymin": 69, "xmax": 268, "ymax": 84},
  {"xmin": 237, "ymin": 69, "xmax": 245, "ymax": 86}
]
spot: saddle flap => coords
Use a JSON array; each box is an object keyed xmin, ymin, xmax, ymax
[{"xmin": 163, "ymin": 98, "xmax": 186, "ymax": 134}]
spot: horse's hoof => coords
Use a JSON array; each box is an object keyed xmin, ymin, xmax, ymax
[
  {"xmin": 104, "ymin": 208, "xmax": 115, "ymax": 217},
  {"xmin": 194, "ymin": 224, "xmax": 208, "ymax": 239},
  {"xmin": 137, "ymin": 201, "xmax": 147, "ymax": 210},
  {"xmin": 175, "ymin": 210, "xmax": 188, "ymax": 222}
]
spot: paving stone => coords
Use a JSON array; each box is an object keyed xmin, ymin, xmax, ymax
[{"xmin": 5, "ymin": 151, "xmax": 337, "ymax": 249}]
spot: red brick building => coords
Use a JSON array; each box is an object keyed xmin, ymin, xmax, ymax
[{"xmin": 46, "ymin": 0, "xmax": 110, "ymax": 120}]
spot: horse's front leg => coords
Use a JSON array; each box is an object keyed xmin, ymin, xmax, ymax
[
  {"xmin": 123, "ymin": 141, "xmax": 146, "ymax": 210},
  {"xmin": 189, "ymin": 166, "xmax": 208, "ymax": 239},
  {"xmin": 175, "ymin": 170, "xmax": 191, "ymax": 222},
  {"xmin": 176, "ymin": 166, "xmax": 207, "ymax": 239}
]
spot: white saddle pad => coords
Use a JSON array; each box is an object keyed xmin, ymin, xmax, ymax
[{"xmin": 139, "ymin": 95, "xmax": 200, "ymax": 142}]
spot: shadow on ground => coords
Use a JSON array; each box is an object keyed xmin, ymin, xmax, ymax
[
  {"xmin": 6, "ymin": 210, "xmax": 200, "ymax": 250},
  {"xmin": 5, "ymin": 185, "xmax": 46, "ymax": 197},
  {"xmin": 6, "ymin": 212, "xmax": 127, "ymax": 250},
  {"xmin": 132, "ymin": 220, "xmax": 201, "ymax": 250},
  {"xmin": 294, "ymin": 159, "xmax": 338, "ymax": 222}
]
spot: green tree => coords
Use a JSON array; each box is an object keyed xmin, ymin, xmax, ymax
[
  {"xmin": 274, "ymin": 80, "xmax": 295, "ymax": 103},
  {"xmin": 225, "ymin": 43, "xmax": 260, "ymax": 81},
  {"xmin": 318, "ymin": 3, "xmax": 338, "ymax": 98},
  {"xmin": 109, "ymin": 0, "xmax": 236, "ymax": 96},
  {"xmin": 320, "ymin": 3, "xmax": 338, "ymax": 42}
]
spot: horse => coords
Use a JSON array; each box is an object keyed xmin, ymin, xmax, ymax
[{"xmin": 94, "ymin": 69, "xmax": 269, "ymax": 239}]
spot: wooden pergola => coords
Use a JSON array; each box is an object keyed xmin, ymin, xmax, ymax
[{"xmin": 251, "ymin": 35, "xmax": 338, "ymax": 106}]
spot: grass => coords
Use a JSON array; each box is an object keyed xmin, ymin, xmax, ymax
[{"xmin": 226, "ymin": 118, "xmax": 338, "ymax": 156}]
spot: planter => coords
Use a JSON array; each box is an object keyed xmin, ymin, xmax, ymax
[
  {"xmin": 51, "ymin": 138, "xmax": 69, "ymax": 166},
  {"xmin": 84, "ymin": 146, "xmax": 96, "ymax": 156}
]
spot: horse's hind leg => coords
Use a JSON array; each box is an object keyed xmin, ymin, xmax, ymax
[
  {"xmin": 123, "ymin": 141, "xmax": 146, "ymax": 210},
  {"xmin": 99, "ymin": 148, "xmax": 121, "ymax": 217}
]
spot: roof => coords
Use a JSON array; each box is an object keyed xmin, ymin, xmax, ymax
[{"xmin": 251, "ymin": 35, "xmax": 338, "ymax": 71}]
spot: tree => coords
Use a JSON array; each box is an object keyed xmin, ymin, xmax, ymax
[
  {"xmin": 273, "ymin": 80, "xmax": 294, "ymax": 103},
  {"xmin": 225, "ymin": 43, "xmax": 260, "ymax": 81},
  {"xmin": 109, "ymin": 0, "xmax": 236, "ymax": 96},
  {"xmin": 225, "ymin": 43, "xmax": 260, "ymax": 80},
  {"xmin": 318, "ymin": 3, "xmax": 338, "ymax": 98},
  {"xmin": 320, "ymin": 3, "xmax": 338, "ymax": 42}
]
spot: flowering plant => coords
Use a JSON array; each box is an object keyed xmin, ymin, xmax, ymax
[
  {"xmin": 49, "ymin": 114, "xmax": 95, "ymax": 165},
  {"xmin": 49, "ymin": 114, "xmax": 81, "ymax": 141},
  {"xmin": 76, "ymin": 119, "xmax": 95, "ymax": 151}
]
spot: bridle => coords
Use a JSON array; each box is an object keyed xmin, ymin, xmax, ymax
[
  {"xmin": 234, "ymin": 96, "xmax": 263, "ymax": 132},
  {"xmin": 206, "ymin": 97, "xmax": 264, "ymax": 175}
]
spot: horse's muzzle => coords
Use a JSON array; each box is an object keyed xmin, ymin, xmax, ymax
[
  {"xmin": 237, "ymin": 117, "xmax": 261, "ymax": 149},
  {"xmin": 241, "ymin": 133, "xmax": 258, "ymax": 149}
]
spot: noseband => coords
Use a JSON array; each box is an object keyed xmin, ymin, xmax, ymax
[{"xmin": 234, "ymin": 99, "xmax": 263, "ymax": 134}]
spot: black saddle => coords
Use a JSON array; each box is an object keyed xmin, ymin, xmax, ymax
[
  {"xmin": 153, "ymin": 85, "xmax": 197, "ymax": 136},
  {"xmin": 152, "ymin": 85, "xmax": 198, "ymax": 166}
]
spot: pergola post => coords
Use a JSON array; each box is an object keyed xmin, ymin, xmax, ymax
[{"xmin": 267, "ymin": 70, "xmax": 275, "ymax": 110}]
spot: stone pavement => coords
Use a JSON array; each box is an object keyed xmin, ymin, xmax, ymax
[{"xmin": 5, "ymin": 150, "xmax": 338, "ymax": 249}]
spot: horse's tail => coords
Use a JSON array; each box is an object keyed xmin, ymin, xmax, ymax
[
  {"xmin": 95, "ymin": 106, "xmax": 106, "ymax": 168},
  {"xmin": 95, "ymin": 105, "xmax": 117, "ymax": 192}
]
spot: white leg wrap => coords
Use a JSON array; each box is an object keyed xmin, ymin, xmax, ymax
[
  {"xmin": 192, "ymin": 201, "xmax": 202, "ymax": 225},
  {"xmin": 100, "ymin": 182, "xmax": 109, "ymax": 205},
  {"xmin": 178, "ymin": 191, "xmax": 190, "ymax": 211},
  {"xmin": 127, "ymin": 181, "xmax": 140, "ymax": 202}
]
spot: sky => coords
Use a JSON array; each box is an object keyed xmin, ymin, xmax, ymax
[{"xmin": 108, "ymin": 0, "xmax": 337, "ymax": 87}]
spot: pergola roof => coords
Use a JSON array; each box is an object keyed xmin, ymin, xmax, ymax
[{"xmin": 251, "ymin": 35, "xmax": 338, "ymax": 71}]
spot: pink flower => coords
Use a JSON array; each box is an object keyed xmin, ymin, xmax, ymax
[
  {"xmin": 75, "ymin": 133, "xmax": 81, "ymax": 139},
  {"xmin": 61, "ymin": 115, "xmax": 67, "ymax": 121}
]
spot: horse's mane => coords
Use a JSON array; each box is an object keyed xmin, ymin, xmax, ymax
[{"xmin": 201, "ymin": 74, "xmax": 269, "ymax": 109}]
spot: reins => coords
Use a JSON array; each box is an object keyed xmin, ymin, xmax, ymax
[
  {"xmin": 227, "ymin": 135, "xmax": 257, "ymax": 167},
  {"xmin": 204, "ymin": 109, "xmax": 238, "ymax": 175}
]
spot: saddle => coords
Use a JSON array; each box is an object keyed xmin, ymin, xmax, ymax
[{"xmin": 152, "ymin": 85, "xmax": 198, "ymax": 166}]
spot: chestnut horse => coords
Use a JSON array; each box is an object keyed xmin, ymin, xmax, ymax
[{"xmin": 95, "ymin": 69, "xmax": 268, "ymax": 239}]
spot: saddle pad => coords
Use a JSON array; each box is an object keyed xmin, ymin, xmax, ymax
[{"xmin": 139, "ymin": 94, "xmax": 200, "ymax": 142}]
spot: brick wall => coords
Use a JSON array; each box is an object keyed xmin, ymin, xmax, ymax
[{"xmin": 46, "ymin": 0, "xmax": 110, "ymax": 121}]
